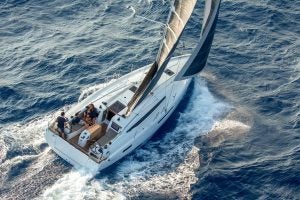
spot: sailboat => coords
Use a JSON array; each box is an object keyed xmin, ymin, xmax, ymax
[{"xmin": 45, "ymin": 0, "xmax": 221, "ymax": 175}]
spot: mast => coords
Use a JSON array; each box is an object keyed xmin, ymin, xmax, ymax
[{"xmin": 126, "ymin": 0, "xmax": 197, "ymax": 114}]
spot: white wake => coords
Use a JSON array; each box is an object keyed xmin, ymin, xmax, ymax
[
  {"xmin": 39, "ymin": 78, "xmax": 232, "ymax": 200},
  {"xmin": 0, "ymin": 77, "xmax": 250, "ymax": 200}
]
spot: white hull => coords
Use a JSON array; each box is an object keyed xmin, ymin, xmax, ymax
[{"xmin": 45, "ymin": 55, "xmax": 192, "ymax": 175}]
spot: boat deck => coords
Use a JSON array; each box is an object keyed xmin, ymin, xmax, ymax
[
  {"xmin": 49, "ymin": 121, "xmax": 109, "ymax": 155},
  {"xmin": 68, "ymin": 124, "xmax": 108, "ymax": 154}
]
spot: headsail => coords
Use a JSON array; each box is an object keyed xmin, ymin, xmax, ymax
[
  {"xmin": 126, "ymin": 0, "xmax": 197, "ymax": 113},
  {"xmin": 175, "ymin": 0, "xmax": 221, "ymax": 80},
  {"xmin": 155, "ymin": 0, "xmax": 197, "ymax": 67}
]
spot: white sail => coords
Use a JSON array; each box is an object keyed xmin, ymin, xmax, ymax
[
  {"xmin": 156, "ymin": 0, "xmax": 197, "ymax": 67},
  {"xmin": 175, "ymin": 0, "xmax": 221, "ymax": 80},
  {"xmin": 127, "ymin": 0, "xmax": 197, "ymax": 113}
]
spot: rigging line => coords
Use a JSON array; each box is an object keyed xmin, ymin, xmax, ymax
[
  {"xmin": 166, "ymin": 24, "xmax": 177, "ymax": 39},
  {"xmin": 135, "ymin": 15, "xmax": 166, "ymax": 27},
  {"xmin": 163, "ymin": 39, "xmax": 171, "ymax": 52},
  {"xmin": 172, "ymin": 9, "xmax": 184, "ymax": 26},
  {"xmin": 135, "ymin": 16, "xmax": 177, "ymax": 40}
]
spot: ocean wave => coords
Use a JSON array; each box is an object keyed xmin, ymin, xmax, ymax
[{"xmin": 0, "ymin": 0, "xmax": 299, "ymax": 199}]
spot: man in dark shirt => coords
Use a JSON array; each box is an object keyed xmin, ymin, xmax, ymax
[
  {"xmin": 71, "ymin": 112, "xmax": 81, "ymax": 125},
  {"xmin": 56, "ymin": 112, "xmax": 67, "ymax": 138},
  {"xmin": 88, "ymin": 108, "xmax": 98, "ymax": 119}
]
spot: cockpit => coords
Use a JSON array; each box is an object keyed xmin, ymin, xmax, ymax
[{"xmin": 48, "ymin": 86, "xmax": 136, "ymax": 163}]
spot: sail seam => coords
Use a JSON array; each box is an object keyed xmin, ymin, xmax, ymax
[
  {"xmin": 163, "ymin": 40, "xmax": 171, "ymax": 52},
  {"xmin": 166, "ymin": 25, "xmax": 177, "ymax": 39}
]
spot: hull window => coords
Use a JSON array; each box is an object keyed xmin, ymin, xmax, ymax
[{"xmin": 123, "ymin": 145, "xmax": 132, "ymax": 153}]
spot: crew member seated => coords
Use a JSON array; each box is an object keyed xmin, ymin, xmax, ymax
[
  {"xmin": 83, "ymin": 103, "xmax": 99, "ymax": 127},
  {"xmin": 71, "ymin": 112, "xmax": 84, "ymax": 125}
]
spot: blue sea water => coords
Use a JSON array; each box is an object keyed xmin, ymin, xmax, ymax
[{"xmin": 0, "ymin": 0, "xmax": 299, "ymax": 199}]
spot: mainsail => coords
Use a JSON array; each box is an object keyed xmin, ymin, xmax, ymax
[
  {"xmin": 175, "ymin": 0, "xmax": 221, "ymax": 80},
  {"xmin": 126, "ymin": 0, "xmax": 197, "ymax": 113}
]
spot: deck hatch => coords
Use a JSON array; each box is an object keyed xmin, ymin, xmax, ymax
[
  {"xmin": 129, "ymin": 86, "xmax": 138, "ymax": 93},
  {"xmin": 164, "ymin": 69, "xmax": 175, "ymax": 76},
  {"xmin": 109, "ymin": 101, "xmax": 126, "ymax": 114}
]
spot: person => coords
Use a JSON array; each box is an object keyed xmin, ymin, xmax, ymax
[
  {"xmin": 83, "ymin": 106, "xmax": 89, "ymax": 118},
  {"xmin": 56, "ymin": 111, "xmax": 68, "ymax": 138},
  {"xmin": 87, "ymin": 104, "xmax": 98, "ymax": 119},
  {"xmin": 84, "ymin": 103, "xmax": 99, "ymax": 126},
  {"xmin": 71, "ymin": 112, "xmax": 81, "ymax": 125},
  {"xmin": 84, "ymin": 115, "xmax": 93, "ymax": 127}
]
